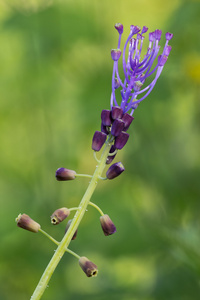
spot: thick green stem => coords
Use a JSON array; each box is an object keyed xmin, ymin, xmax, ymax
[{"xmin": 30, "ymin": 136, "xmax": 112, "ymax": 300}]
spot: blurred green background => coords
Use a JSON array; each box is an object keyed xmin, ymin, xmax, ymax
[{"xmin": 0, "ymin": 0, "xmax": 200, "ymax": 299}]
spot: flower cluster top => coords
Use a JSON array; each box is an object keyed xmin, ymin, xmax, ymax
[{"xmin": 111, "ymin": 23, "xmax": 173, "ymax": 115}]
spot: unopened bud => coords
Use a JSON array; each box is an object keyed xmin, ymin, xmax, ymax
[
  {"xmin": 114, "ymin": 131, "xmax": 129, "ymax": 150},
  {"xmin": 55, "ymin": 168, "xmax": 76, "ymax": 181},
  {"xmin": 51, "ymin": 207, "xmax": 70, "ymax": 225},
  {"xmin": 92, "ymin": 131, "xmax": 107, "ymax": 151},
  {"xmin": 65, "ymin": 219, "xmax": 78, "ymax": 240},
  {"xmin": 111, "ymin": 106, "xmax": 123, "ymax": 120},
  {"xmin": 111, "ymin": 119, "xmax": 124, "ymax": 137},
  {"xmin": 101, "ymin": 109, "xmax": 112, "ymax": 126},
  {"xmin": 16, "ymin": 214, "xmax": 41, "ymax": 233},
  {"xmin": 121, "ymin": 113, "xmax": 134, "ymax": 131},
  {"xmin": 100, "ymin": 214, "xmax": 116, "ymax": 236},
  {"xmin": 106, "ymin": 162, "xmax": 125, "ymax": 179},
  {"xmin": 79, "ymin": 256, "xmax": 98, "ymax": 277}
]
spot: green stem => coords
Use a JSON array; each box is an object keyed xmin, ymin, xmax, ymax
[
  {"xmin": 39, "ymin": 229, "xmax": 59, "ymax": 246},
  {"xmin": 88, "ymin": 202, "xmax": 104, "ymax": 216},
  {"xmin": 30, "ymin": 136, "xmax": 113, "ymax": 300}
]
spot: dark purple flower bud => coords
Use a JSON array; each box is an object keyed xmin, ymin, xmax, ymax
[
  {"xmin": 16, "ymin": 214, "xmax": 41, "ymax": 233},
  {"xmin": 111, "ymin": 119, "xmax": 124, "ymax": 136},
  {"xmin": 79, "ymin": 257, "xmax": 98, "ymax": 277},
  {"xmin": 55, "ymin": 168, "xmax": 76, "ymax": 181},
  {"xmin": 101, "ymin": 109, "xmax": 112, "ymax": 126},
  {"xmin": 114, "ymin": 131, "xmax": 129, "ymax": 150},
  {"xmin": 106, "ymin": 162, "xmax": 125, "ymax": 179},
  {"xmin": 121, "ymin": 113, "xmax": 134, "ymax": 131},
  {"xmin": 65, "ymin": 219, "xmax": 77, "ymax": 240},
  {"xmin": 51, "ymin": 207, "xmax": 70, "ymax": 225},
  {"xmin": 111, "ymin": 106, "xmax": 123, "ymax": 120},
  {"xmin": 92, "ymin": 131, "xmax": 107, "ymax": 151},
  {"xmin": 106, "ymin": 145, "xmax": 117, "ymax": 165},
  {"xmin": 165, "ymin": 32, "xmax": 173, "ymax": 40},
  {"xmin": 100, "ymin": 214, "xmax": 116, "ymax": 236},
  {"xmin": 114, "ymin": 23, "xmax": 123, "ymax": 34},
  {"xmin": 111, "ymin": 49, "xmax": 122, "ymax": 61}
]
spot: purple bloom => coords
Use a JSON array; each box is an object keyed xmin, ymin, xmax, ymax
[{"xmin": 111, "ymin": 23, "xmax": 173, "ymax": 115}]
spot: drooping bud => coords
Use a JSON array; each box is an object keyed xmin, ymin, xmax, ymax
[
  {"xmin": 92, "ymin": 131, "xmax": 107, "ymax": 151},
  {"xmin": 106, "ymin": 145, "xmax": 117, "ymax": 165},
  {"xmin": 51, "ymin": 207, "xmax": 70, "ymax": 225},
  {"xmin": 121, "ymin": 113, "xmax": 134, "ymax": 131},
  {"xmin": 111, "ymin": 106, "xmax": 123, "ymax": 120},
  {"xmin": 106, "ymin": 162, "xmax": 125, "ymax": 179},
  {"xmin": 101, "ymin": 109, "xmax": 112, "ymax": 126},
  {"xmin": 114, "ymin": 23, "xmax": 123, "ymax": 34},
  {"xmin": 16, "ymin": 214, "xmax": 41, "ymax": 233},
  {"xmin": 111, "ymin": 49, "xmax": 122, "ymax": 61},
  {"xmin": 100, "ymin": 214, "xmax": 116, "ymax": 236},
  {"xmin": 55, "ymin": 168, "xmax": 76, "ymax": 181},
  {"xmin": 79, "ymin": 256, "xmax": 98, "ymax": 277},
  {"xmin": 65, "ymin": 219, "xmax": 78, "ymax": 240},
  {"xmin": 111, "ymin": 119, "xmax": 124, "ymax": 136},
  {"xmin": 114, "ymin": 131, "xmax": 129, "ymax": 150}
]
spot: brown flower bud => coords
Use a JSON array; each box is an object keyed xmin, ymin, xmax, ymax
[
  {"xmin": 16, "ymin": 214, "xmax": 41, "ymax": 233},
  {"xmin": 55, "ymin": 168, "xmax": 76, "ymax": 181},
  {"xmin": 51, "ymin": 207, "xmax": 70, "ymax": 225},
  {"xmin": 79, "ymin": 256, "xmax": 98, "ymax": 277},
  {"xmin": 65, "ymin": 219, "xmax": 78, "ymax": 240},
  {"xmin": 100, "ymin": 214, "xmax": 116, "ymax": 236}
]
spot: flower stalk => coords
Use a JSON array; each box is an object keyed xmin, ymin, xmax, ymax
[{"xmin": 30, "ymin": 135, "xmax": 113, "ymax": 300}]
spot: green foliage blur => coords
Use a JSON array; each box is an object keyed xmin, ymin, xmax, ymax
[{"xmin": 0, "ymin": 0, "xmax": 200, "ymax": 299}]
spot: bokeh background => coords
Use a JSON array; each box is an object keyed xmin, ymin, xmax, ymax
[{"xmin": 0, "ymin": 0, "xmax": 200, "ymax": 299}]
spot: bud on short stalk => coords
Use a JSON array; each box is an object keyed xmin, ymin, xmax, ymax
[
  {"xmin": 51, "ymin": 207, "xmax": 70, "ymax": 225},
  {"xmin": 16, "ymin": 214, "xmax": 41, "ymax": 233},
  {"xmin": 79, "ymin": 257, "xmax": 98, "ymax": 277},
  {"xmin": 55, "ymin": 168, "xmax": 76, "ymax": 181},
  {"xmin": 106, "ymin": 162, "xmax": 125, "ymax": 179},
  {"xmin": 100, "ymin": 214, "xmax": 116, "ymax": 236}
]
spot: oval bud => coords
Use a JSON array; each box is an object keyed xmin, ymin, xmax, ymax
[
  {"xmin": 51, "ymin": 207, "xmax": 70, "ymax": 225},
  {"xmin": 101, "ymin": 109, "xmax": 112, "ymax": 126},
  {"xmin": 111, "ymin": 119, "xmax": 124, "ymax": 137},
  {"xmin": 114, "ymin": 131, "xmax": 129, "ymax": 150},
  {"xmin": 79, "ymin": 256, "xmax": 98, "ymax": 277},
  {"xmin": 55, "ymin": 168, "xmax": 76, "ymax": 181},
  {"xmin": 92, "ymin": 131, "xmax": 107, "ymax": 151},
  {"xmin": 100, "ymin": 214, "xmax": 116, "ymax": 236},
  {"xmin": 111, "ymin": 106, "xmax": 123, "ymax": 120},
  {"xmin": 121, "ymin": 113, "xmax": 134, "ymax": 131},
  {"xmin": 106, "ymin": 162, "xmax": 125, "ymax": 179},
  {"xmin": 16, "ymin": 214, "xmax": 41, "ymax": 233},
  {"xmin": 65, "ymin": 219, "xmax": 78, "ymax": 240}
]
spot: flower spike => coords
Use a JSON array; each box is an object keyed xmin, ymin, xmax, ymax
[{"xmin": 110, "ymin": 24, "xmax": 173, "ymax": 116}]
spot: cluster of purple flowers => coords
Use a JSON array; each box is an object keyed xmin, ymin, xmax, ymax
[{"xmin": 92, "ymin": 23, "xmax": 173, "ymax": 178}]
